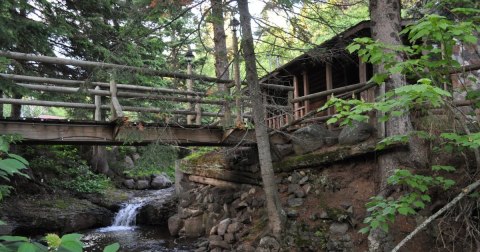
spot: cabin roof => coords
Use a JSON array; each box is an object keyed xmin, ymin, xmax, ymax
[{"xmin": 259, "ymin": 19, "xmax": 414, "ymax": 84}]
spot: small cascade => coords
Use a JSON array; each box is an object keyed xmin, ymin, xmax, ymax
[
  {"xmin": 111, "ymin": 201, "xmax": 145, "ymax": 227},
  {"xmin": 98, "ymin": 187, "xmax": 174, "ymax": 232}
]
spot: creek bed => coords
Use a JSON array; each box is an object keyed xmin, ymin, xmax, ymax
[{"xmin": 81, "ymin": 225, "xmax": 195, "ymax": 252}]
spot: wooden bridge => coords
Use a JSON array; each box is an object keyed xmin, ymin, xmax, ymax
[{"xmin": 0, "ymin": 51, "xmax": 290, "ymax": 146}]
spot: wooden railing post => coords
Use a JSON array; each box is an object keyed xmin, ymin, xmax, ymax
[
  {"xmin": 109, "ymin": 74, "xmax": 124, "ymax": 120},
  {"xmin": 94, "ymin": 86, "xmax": 101, "ymax": 121},
  {"xmin": 195, "ymin": 102, "xmax": 201, "ymax": 125},
  {"xmin": 287, "ymin": 90, "xmax": 294, "ymax": 125},
  {"xmin": 293, "ymin": 75, "xmax": 300, "ymax": 120},
  {"xmin": 326, "ymin": 63, "xmax": 333, "ymax": 129},
  {"xmin": 186, "ymin": 63, "xmax": 194, "ymax": 125}
]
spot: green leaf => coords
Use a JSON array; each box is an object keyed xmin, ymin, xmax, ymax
[
  {"xmin": 413, "ymin": 201, "xmax": 426, "ymax": 209},
  {"xmin": 347, "ymin": 43, "xmax": 361, "ymax": 53},
  {"xmin": 431, "ymin": 165, "xmax": 455, "ymax": 172},
  {"xmin": 60, "ymin": 234, "xmax": 82, "ymax": 242},
  {"xmin": 398, "ymin": 207, "xmax": 411, "ymax": 215},
  {"xmin": 421, "ymin": 195, "xmax": 431, "ymax": 202},
  {"xmin": 103, "ymin": 243, "xmax": 120, "ymax": 252},
  {"xmin": 7, "ymin": 154, "xmax": 28, "ymax": 165},
  {"xmin": 58, "ymin": 241, "xmax": 83, "ymax": 252},
  {"xmin": 18, "ymin": 242, "xmax": 36, "ymax": 252},
  {"xmin": 0, "ymin": 236, "xmax": 29, "ymax": 242},
  {"xmin": 0, "ymin": 159, "xmax": 26, "ymax": 174},
  {"xmin": 359, "ymin": 227, "xmax": 370, "ymax": 234}
]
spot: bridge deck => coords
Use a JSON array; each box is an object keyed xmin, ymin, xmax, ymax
[{"xmin": 0, "ymin": 119, "xmax": 282, "ymax": 146}]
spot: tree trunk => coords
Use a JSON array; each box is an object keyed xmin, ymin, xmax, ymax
[
  {"xmin": 211, "ymin": 0, "xmax": 231, "ymax": 127},
  {"xmin": 368, "ymin": 0, "xmax": 423, "ymax": 250},
  {"xmin": 10, "ymin": 94, "xmax": 22, "ymax": 119},
  {"xmin": 237, "ymin": 0, "xmax": 284, "ymax": 237}
]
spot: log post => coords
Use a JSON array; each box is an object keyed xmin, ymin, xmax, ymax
[
  {"xmin": 287, "ymin": 90, "xmax": 294, "ymax": 125},
  {"xmin": 94, "ymin": 86, "xmax": 102, "ymax": 121},
  {"xmin": 293, "ymin": 75, "xmax": 299, "ymax": 120},
  {"xmin": 326, "ymin": 63, "xmax": 333, "ymax": 129},
  {"xmin": 302, "ymin": 70, "xmax": 310, "ymax": 114},
  {"xmin": 109, "ymin": 74, "xmax": 124, "ymax": 120},
  {"xmin": 195, "ymin": 102, "xmax": 202, "ymax": 125},
  {"xmin": 186, "ymin": 62, "xmax": 194, "ymax": 125}
]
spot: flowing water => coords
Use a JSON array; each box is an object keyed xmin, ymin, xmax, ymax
[{"xmin": 82, "ymin": 188, "xmax": 196, "ymax": 252}]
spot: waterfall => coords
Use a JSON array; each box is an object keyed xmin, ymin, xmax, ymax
[
  {"xmin": 111, "ymin": 201, "xmax": 145, "ymax": 227},
  {"xmin": 98, "ymin": 187, "xmax": 174, "ymax": 232}
]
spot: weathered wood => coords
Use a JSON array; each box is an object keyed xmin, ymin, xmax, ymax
[
  {"xmin": 293, "ymin": 75, "xmax": 299, "ymax": 119},
  {"xmin": 15, "ymin": 82, "xmax": 225, "ymax": 105},
  {"xmin": 94, "ymin": 86, "xmax": 101, "ymax": 121},
  {"xmin": 291, "ymin": 81, "xmax": 369, "ymax": 103},
  {"xmin": 0, "ymin": 98, "xmax": 251, "ymax": 118},
  {"xmin": 260, "ymin": 83, "xmax": 294, "ymax": 91},
  {"xmin": 0, "ymin": 119, "xmax": 267, "ymax": 146},
  {"xmin": 0, "ymin": 98, "xmax": 96, "ymax": 109},
  {"xmin": 109, "ymin": 77, "xmax": 124, "ymax": 119},
  {"xmin": 326, "ymin": 63, "xmax": 333, "ymax": 129},
  {"xmin": 182, "ymin": 166, "xmax": 260, "ymax": 185},
  {"xmin": 0, "ymin": 50, "xmax": 232, "ymax": 84},
  {"xmin": 273, "ymin": 139, "xmax": 406, "ymax": 172},
  {"xmin": 188, "ymin": 175, "xmax": 242, "ymax": 188},
  {"xmin": 287, "ymin": 91, "xmax": 294, "ymax": 124},
  {"xmin": 303, "ymin": 70, "xmax": 310, "ymax": 113},
  {"xmin": 186, "ymin": 63, "xmax": 194, "ymax": 125},
  {"xmin": 0, "ymin": 73, "xmax": 205, "ymax": 96}
]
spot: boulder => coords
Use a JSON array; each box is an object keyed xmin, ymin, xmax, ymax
[
  {"xmin": 338, "ymin": 121, "xmax": 376, "ymax": 145},
  {"xmin": 227, "ymin": 221, "xmax": 242, "ymax": 234},
  {"xmin": 256, "ymin": 236, "xmax": 280, "ymax": 252},
  {"xmin": 237, "ymin": 243, "xmax": 256, "ymax": 252},
  {"xmin": 135, "ymin": 180, "xmax": 150, "ymax": 190},
  {"xmin": 329, "ymin": 222, "xmax": 349, "ymax": 235},
  {"xmin": 291, "ymin": 124, "xmax": 336, "ymax": 154},
  {"xmin": 123, "ymin": 179, "xmax": 135, "ymax": 189},
  {"xmin": 287, "ymin": 198, "xmax": 304, "ymax": 207},
  {"xmin": 1, "ymin": 196, "xmax": 113, "ymax": 235},
  {"xmin": 124, "ymin": 156, "xmax": 135, "ymax": 169},
  {"xmin": 184, "ymin": 215, "xmax": 205, "ymax": 238},
  {"xmin": 167, "ymin": 214, "xmax": 183, "ymax": 237},
  {"xmin": 150, "ymin": 174, "xmax": 172, "ymax": 189},
  {"xmin": 217, "ymin": 218, "xmax": 232, "ymax": 236},
  {"xmin": 137, "ymin": 194, "xmax": 177, "ymax": 225},
  {"xmin": 209, "ymin": 239, "xmax": 231, "ymax": 250},
  {"xmin": 224, "ymin": 233, "xmax": 236, "ymax": 244}
]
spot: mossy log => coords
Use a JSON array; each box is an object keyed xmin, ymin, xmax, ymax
[
  {"xmin": 273, "ymin": 139, "xmax": 406, "ymax": 172},
  {"xmin": 188, "ymin": 175, "xmax": 243, "ymax": 188}
]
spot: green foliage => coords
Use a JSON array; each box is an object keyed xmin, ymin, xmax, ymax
[
  {"xmin": 52, "ymin": 164, "xmax": 112, "ymax": 194},
  {"xmin": 325, "ymin": 6, "xmax": 480, "ymax": 236},
  {"xmin": 0, "ymin": 234, "xmax": 119, "ymax": 252},
  {"xmin": 28, "ymin": 146, "xmax": 112, "ymax": 194},
  {"xmin": 360, "ymin": 167, "xmax": 455, "ymax": 234},
  {"xmin": 0, "ymin": 135, "xmax": 29, "ymax": 201},
  {"xmin": 124, "ymin": 144, "xmax": 177, "ymax": 179}
]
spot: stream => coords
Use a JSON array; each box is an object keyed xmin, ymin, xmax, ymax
[{"xmin": 81, "ymin": 188, "xmax": 195, "ymax": 252}]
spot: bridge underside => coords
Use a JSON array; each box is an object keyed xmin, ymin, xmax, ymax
[{"xmin": 0, "ymin": 119, "xmax": 285, "ymax": 146}]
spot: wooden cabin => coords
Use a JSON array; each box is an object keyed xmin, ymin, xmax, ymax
[
  {"xmin": 259, "ymin": 19, "xmax": 480, "ymax": 130},
  {"xmin": 259, "ymin": 20, "xmax": 375, "ymax": 129}
]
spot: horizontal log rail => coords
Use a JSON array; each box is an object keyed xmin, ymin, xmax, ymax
[
  {"xmin": 14, "ymin": 83, "xmax": 224, "ymax": 105},
  {"xmin": 0, "ymin": 73, "xmax": 205, "ymax": 96},
  {"xmin": 291, "ymin": 82, "xmax": 373, "ymax": 103},
  {"xmin": 0, "ymin": 50, "xmax": 232, "ymax": 84},
  {"xmin": 259, "ymin": 83, "xmax": 294, "ymax": 91},
  {"xmin": 0, "ymin": 98, "xmax": 254, "ymax": 118}
]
